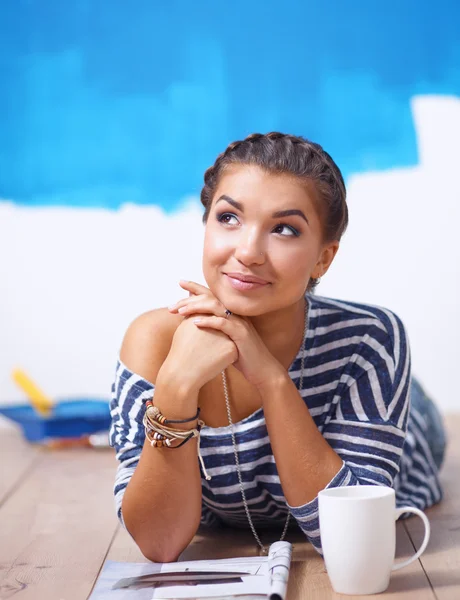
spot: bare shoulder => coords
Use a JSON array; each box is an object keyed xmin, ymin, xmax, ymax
[{"xmin": 120, "ymin": 308, "xmax": 182, "ymax": 384}]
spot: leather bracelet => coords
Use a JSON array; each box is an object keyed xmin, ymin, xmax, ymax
[
  {"xmin": 145, "ymin": 400, "xmax": 200, "ymax": 424},
  {"xmin": 164, "ymin": 407, "xmax": 200, "ymax": 424}
]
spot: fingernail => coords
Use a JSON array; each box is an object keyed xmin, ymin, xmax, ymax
[
  {"xmin": 178, "ymin": 306, "xmax": 187, "ymax": 314},
  {"xmin": 193, "ymin": 318, "xmax": 201, "ymax": 324}
]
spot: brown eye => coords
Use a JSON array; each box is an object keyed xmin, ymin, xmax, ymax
[
  {"xmin": 273, "ymin": 223, "xmax": 300, "ymax": 237},
  {"xmin": 217, "ymin": 212, "xmax": 238, "ymax": 225}
]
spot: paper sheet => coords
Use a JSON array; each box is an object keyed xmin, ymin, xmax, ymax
[{"xmin": 88, "ymin": 542, "xmax": 292, "ymax": 600}]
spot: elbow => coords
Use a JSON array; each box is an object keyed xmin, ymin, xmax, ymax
[
  {"xmin": 124, "ymin": 526, "xmax": 186, "ymax": 563},
  {"xmin": 135, "ymin": 521, "xmax": 200, "ymax": 562},
  {"xmin": 140, "ymin": 544, "xmax": 182, "ymax": 563},
  {"xmin": 127, "ymin": 521, "xmax": 195, "ymax": 564},
  {"xmin": 121, "ymin": 494, "xmax": 201, "ymax": 563}
]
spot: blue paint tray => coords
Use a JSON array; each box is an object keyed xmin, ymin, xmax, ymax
[{"xmin": 0, "ymin": 399, "xmax": 111, "ymax": 442}]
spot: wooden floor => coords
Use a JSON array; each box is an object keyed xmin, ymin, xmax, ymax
[{"xmin": 0, "ymin": 415, "xmax": 459, "ymax": 600}]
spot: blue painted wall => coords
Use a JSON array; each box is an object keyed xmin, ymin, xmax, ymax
[{"xmin": 1, "ymin": 0, "xmax": 459, "ymax": 210}]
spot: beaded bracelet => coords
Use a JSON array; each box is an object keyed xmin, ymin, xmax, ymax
[
  {"xmin": 144, "ymin": 424, "xmax": 202, "ymax": 451},
  {"xmin": 142, "ymin": 401, "xmax": 211, "ymax": 480},
  {"xmin": 143, "ymin": 415, "xmax": 203, "ymax": 448}
]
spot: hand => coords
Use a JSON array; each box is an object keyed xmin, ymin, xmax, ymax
[
  {"xmin": 164, "ymin": 305, "xmax": 238, "ymax": 393},
  {"xmin": 169, "ymin": 280, "xmax": 285, "ymax": 389}
]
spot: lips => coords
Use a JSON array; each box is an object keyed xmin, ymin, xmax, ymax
[
  {"xmin": 223, "ymin": 272, "xmax": 271, "ymax": 292},
  {"xmin": 224, "ymin": 272, "xmax": 270, "ymax": 285}
]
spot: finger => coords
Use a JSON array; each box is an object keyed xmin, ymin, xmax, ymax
[
  {"xmin": 180, "ymin": 303, "xmax": 227, "ymax": 317},
  {"xmin": 179, "ymin": 280, "xmax": 211, "ymax": 296},
  {"xmin": 193, "ymin": 316, "xmax": 248, "ymax": 348},
  {"xmin": 179, "ymin": 298, "xmax": 226, "ymax": 318},
  {"xmin": 168, "ymin": 294, "xmax": 209, "ymax": 313},
  {"xmin": 192, "ymin": 315, "xmax": 234, "ymax": 332}
]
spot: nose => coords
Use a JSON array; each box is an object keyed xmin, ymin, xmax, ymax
[{"xmin": 233, "ymin": 227, "xmax": 265, "ymax": 265}]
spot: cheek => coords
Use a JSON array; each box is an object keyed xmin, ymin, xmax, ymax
[
  {"xmin": 270, "ymin": 242, "xmax": 311, "ymax": 273},
  {"xmin": 203, "ymin": 225, "xmax": 232, "ymax": 260},
  {"xmin": 282, "ymin": 259, "xmax": 310, "ymax": 289},
  {"xmin": 202, "ymin": 227, "xmax": 231, "ymax": 280},
  {"xmin": 269, "ymin": 244, "xmax": 315, "ymax": 293}
]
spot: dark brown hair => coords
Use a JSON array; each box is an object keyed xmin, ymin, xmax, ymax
[{"xmin": 200, "ymin": 132, "xmax": 348, "ymax": 293}]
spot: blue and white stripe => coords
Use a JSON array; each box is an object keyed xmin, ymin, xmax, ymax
[{"xmin": 109, "ymin": 292, "xmax": 443, "ymax": 554}]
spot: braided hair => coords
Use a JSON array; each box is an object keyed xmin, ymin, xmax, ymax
[{"xmin": 200, "ymin": 132, "xmax": 348, "ymax": 293}]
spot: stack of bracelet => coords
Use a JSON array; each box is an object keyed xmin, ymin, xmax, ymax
[{"xmin": 143, "ymin": 400, "xmax": 211, "ymax": 480}]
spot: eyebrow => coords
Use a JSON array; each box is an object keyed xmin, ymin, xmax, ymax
[{"xmin": 216, "ymin": 195, "xmax": 309, "ymax": 225}]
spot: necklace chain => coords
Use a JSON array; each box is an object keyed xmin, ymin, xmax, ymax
[{"xmin": 221, "ymin": 298, "xmax": 308, "ymax": 555}]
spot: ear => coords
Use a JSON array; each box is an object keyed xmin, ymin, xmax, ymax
[{"xmin": 312, "ymin": 241, "xmax": 340, "ymax": 279}]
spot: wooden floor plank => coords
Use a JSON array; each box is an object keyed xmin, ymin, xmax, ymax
[
  {"xmin": 0, "ymin": 446, "xmax": 119, "ymax": 600},
  {"xmin": 1, "ymin": 412, "xmax": 458, "ymax": 600},
  {"xmin": 0, "ymin": 426, "xmax": 41, "ymax": 507},
  {"xmin": 405, "ymin": 414, "xmax": 460, "ymax": 600}
]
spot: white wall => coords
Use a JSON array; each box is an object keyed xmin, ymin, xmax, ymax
[
  {"xmin": 319, "ymin": 95, "xmax": 460, "ymax": 412},
  {"xmin": 1, "ymin": 95, "xmax": 459, "ymax": 416}
]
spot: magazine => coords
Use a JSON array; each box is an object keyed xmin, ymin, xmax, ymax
[{"xmin": 89, "ymin": 541, "xmax": 292, "ymax": 600}]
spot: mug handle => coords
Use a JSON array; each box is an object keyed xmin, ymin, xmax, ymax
[{"xmin": 391, "ymin": 506, "xmax": 431, "ymax": 571}]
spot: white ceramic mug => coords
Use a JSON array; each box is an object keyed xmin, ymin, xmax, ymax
[{"xmin": 318, "ymin": 485, "xmax": 430, "ymax": 595}]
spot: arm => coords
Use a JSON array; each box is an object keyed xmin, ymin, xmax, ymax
[
  {"xmin": 110, "ymin": 311, "xmax": 202, "ymax": 562},
  {"xmin": 110, "ymin": 309, "xmax": 237, "ymax": 562},
  {"xmin": 258, "ymin": 319, "xmax": 411, "ymax": 554},
  {"xmin": 119, "ymin": 373, "xmax": 203, "ymax": 563}
]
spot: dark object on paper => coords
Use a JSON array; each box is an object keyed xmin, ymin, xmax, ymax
[{"xmin": 113, "ymin": 570, "xmax": 247, "ymax": 589}]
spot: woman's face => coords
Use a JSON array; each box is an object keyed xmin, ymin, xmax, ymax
[{"xmin": 202, "ymin": 164, "xmax": 339, "ymax": 316}]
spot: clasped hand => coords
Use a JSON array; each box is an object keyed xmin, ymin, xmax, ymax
[{"xmin": 168, "ymin": 280, "xmax": 284, "ymax": 390}]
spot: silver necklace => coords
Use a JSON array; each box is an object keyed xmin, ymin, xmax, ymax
[{"xmin": 221, "ymin": 298, "xmax": 308, "ymax": 555}]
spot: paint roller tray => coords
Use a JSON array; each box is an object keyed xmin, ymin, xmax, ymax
[{"xmin": 0, "ymin": 399, "xmax": 111, "ymax": 442}]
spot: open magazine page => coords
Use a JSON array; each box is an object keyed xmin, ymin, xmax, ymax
[
  {"xmin": 88, "ymin": 543, "xmax": 293, "ymax": 600},
  {"xmin": 148, "ymin": 555, "xmax": 268, "ymax": 599}
]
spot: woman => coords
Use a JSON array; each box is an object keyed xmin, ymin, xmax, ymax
[{"xmin": 109, "ymin": 132, "xmax": 445, "ymax": 562}]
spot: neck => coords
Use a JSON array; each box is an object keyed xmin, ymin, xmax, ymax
[{"xmin": 248, "ymin": 295, "xmax": 308, "ymax": 368}]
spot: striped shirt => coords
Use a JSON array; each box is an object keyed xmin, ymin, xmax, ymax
[{"xmin": 109, "ymin": 292, "xmax": 443, "ymax": 555}]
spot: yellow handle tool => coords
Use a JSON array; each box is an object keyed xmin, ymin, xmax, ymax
[{"xmin": 11, "ymin": 369, "xmax": 54, "ymax": 417}]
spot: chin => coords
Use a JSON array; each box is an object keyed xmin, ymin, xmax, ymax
[
  {"xmin": 205, "ymin": 274, "xmax": 273, "ymax": 317},
  {"xmin": 217, "ymin": 293, "xmax": 273, "ymax": 317}
]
